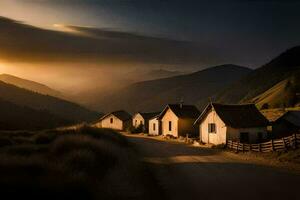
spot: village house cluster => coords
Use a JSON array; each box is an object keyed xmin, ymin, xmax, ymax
[{"xmin": 94, "ymin": 102, "xmax": 300, "ymax": 145}]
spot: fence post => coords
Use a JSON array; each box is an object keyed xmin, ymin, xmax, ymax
[
  {"xmin": 258, "ymin": 143, "xmax": 261, "ymax": 152},
  {"xmin": 271, "ymin": 139, "xmax": 274, "ymax": 151},
  {"xmin": 282, "ymin": 138, "xmax": 286, "ymax": 151},
  {"xmin": 242, "ymin": 143, "xmax": 244, "ymax": 153},
  {"xmin": 249, "ymin": 143, "xmax": 252, "ymax": 151},
  {"xmin": 294, "ymin": 133, "xmax": 297, "ymax": 149},
  {"xmin": 236, "ymin": 141, "xmax": 239, "ymax": 153}
]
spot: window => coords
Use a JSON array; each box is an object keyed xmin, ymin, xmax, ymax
[
  {"xmin": 240, "ymin": 132, "xmax": 249, "ymax": 143},
  {"xmin": 110, "ymin": 118, "xmax": 113, "ymax": 124},
  {"xmin": 153, "ymin": 123, "xmax": 156, "ymax": 131},
  {"xmin": 135, "ymin": 120, "xmax": 137, "ymax": 126},
  {"xmin": 140, "ymin": 120, "xmax": 143, "ymax": 125},
  {"xmin": 168, "ymin": 121, "xmax": 172, "ymax": 131},
  {"xmin": 208, "ymin": 123, "xmax": 216, "ymax": 133}
]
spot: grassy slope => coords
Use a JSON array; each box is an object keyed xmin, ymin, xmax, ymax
[
  {"xmin": 217, "ymin": 46, "xmax": 300, "ymax": 107},
  {"xmin": 0, "ymin": 126, "xmax": 161, "ymax": 200}
]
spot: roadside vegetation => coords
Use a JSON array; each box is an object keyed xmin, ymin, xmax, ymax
[{"xmin": 0, "ymin": 125, "xmax": 160, "ymax": 200}]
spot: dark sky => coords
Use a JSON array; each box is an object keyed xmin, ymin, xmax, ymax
[{"xmin": 0, "ymin": 0, "xmax": 300, "ymax": 68}]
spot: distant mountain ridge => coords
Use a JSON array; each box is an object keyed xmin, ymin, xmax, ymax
[
  {"xmin": 0, "ymin": 74, "xmax": 62, "ymax": 98},
  {"xmin": 217, "ymin": 46, "xmax": 300, "ymax": 108},
  {"xmin": 92, "ymin": 64, "xmax": 252, "ymax": 112}
]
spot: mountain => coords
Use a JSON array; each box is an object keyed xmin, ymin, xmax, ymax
[
  {"xmin": 125, "ymin": 69, "xmax": 185, "ymax": 82},
  {"xmin": 217, "ymin": 46, "xmax": 300, "ymax": 108},
  {"xmin": 0, "ymin": 98, "xmax": 70, "ymax": 130},
  {"xmin": 0, "ymin": 74, "xmax": 62, "ymax": 98},
  {"xmin": 0, "ymin": 81, "xmax": 100, "ymax": 123},
  {"xmin": 92, "ymin": 64, "xmax": 252, "ymax": 112}
]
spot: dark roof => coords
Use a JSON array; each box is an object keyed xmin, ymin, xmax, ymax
[
  {"xmin": 276, "ymin": 111, "xmax": 300, "ymax": 127},
  {"xmin": 136, "ymin": 112, "xmax": 160, "ymax": 120},
  {"xmin": 158, "ymin": 104, "xmax": 200, "ymax": 119},
  {"xmin": 100, "ymin": 110, "xmax": 132, "ymax": 121},
  {"xmin": 194, "ymin": 103, "xmax": 269, "ymax": 128}
]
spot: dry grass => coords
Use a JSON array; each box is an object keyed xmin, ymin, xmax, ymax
[{"xmin": 0, "ymin": 125, "xmax": 156, "ymax": 200}]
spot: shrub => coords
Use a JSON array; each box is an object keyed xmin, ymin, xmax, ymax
[
  {"xmin": 128, "ymin": 124, "xmax": 144, "ymax": 134},
  {"xmin": 50, "ymin": 135, "xmax": 119, "ymax": 175},
  {"xmin": 57, "ymin": 126, "xmax": 129, "ymax": 147}
]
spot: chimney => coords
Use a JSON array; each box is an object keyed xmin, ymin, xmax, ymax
[{"xmin": 180, "ymin": 98, "xmax": 184, "ymax": 109}]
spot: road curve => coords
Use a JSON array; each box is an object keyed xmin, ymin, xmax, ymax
[{"xmin": 127, "ymin": 135, "xmax": 300, "ymax": 200}]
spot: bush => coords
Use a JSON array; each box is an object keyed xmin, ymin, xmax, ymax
[
  {"xmin": 50, "ymin": 135, "xmax": 119, "ymax": 175},
  {"xmin": 128, "ymin": 124, "xmax": 144, "ymax": 134}
]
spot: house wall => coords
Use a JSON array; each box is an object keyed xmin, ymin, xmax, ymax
[
  {"xmin": 199, "ymin": 110, "xmax": 227, "ymax": 144},
  {"xmin": 161, "ymin": 109, "xmax": 179, "ymax": 137},
  {"xmin": 132, "ymin": 114, "xmax": 145, "ymax": 128},
  {"xmin": 100, "ymin": 114, "xmax": 124, "ymax": 130},
  {"xmin": 149, "ymin": 118, "xmax": 160, "ymax": 135},
  {"xmin": 227, "ymin": 127, "xmax": 268, "ymax": 143},
  {"xmin": 178, "ymin": 118, "xmax": 198, "ymax": 138}
]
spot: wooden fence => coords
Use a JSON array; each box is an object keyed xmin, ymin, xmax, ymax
[{"xmin": 227, "ymin": 133, "xmax": 300, "ymax": 153}]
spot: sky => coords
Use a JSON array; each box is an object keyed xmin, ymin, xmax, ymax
[{"xmin": 0, "ymin": 0, "xmax": 299, "ymax": 92}]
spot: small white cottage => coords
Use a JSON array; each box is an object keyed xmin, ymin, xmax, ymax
[
  {"xmin": 148, "ymin": 115, "xmax": 161, "ymax": 135},
  {"xmin": 194, "ymin": 103, "xmax": 269, "ymax": 145},
  {"xmin": 132, "ymin": 112, "xmax": 159, "ymax": 132},
  {"xmin": 94, "ymin": 110, "xmax": 132, "ymax": 131},
  {"xmin": 158, "ymin": 104, "xmax": 200, "ymax": 138}
]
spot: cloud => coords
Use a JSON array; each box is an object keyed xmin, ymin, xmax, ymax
[{"xmin": 0, "ymin": 16, "xmax": 219, "ymax": 66}]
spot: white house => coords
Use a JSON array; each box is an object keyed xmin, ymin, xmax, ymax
[
  {"xmin": 148, "ymin": 115, "xmax": 161, "ymax": 135},
  {"xmin": 94, "ymin": 110, "xmax": 132, "ymax": 131},
  {"xmin": 194, "ymin": 103, "xmax": 269, "ymax": 145},
  {"xmin": 132, "ymin": 112, "xmax": 159, "ymax": 132},
  {"xmin": 158, "ymin": 104, "xmax": 200, "ymax": 138}
]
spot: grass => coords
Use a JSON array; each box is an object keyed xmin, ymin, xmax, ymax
[{"xmin": 0, "ymin": 125, "xmax": 158, "ymax": 200}]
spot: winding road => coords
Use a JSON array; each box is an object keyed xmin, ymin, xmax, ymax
[{"xmin": 127, "ymin": 135, "xmax": 300, "ymax": 200}]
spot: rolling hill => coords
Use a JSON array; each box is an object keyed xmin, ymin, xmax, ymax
[
  {"xmin": 0, "ymin": 80, "xmax": 100, "ymax": 123},
  {"xmin": 0, "ymin": 98, "xmax": 70, "ymax": 130},
  {"xmin": 92, "ymin": 64, "xmax": 251, "ymax": 112},
  {"xmin": 217, "ymin": 46, "xmax": 300, "ymax": 108},
  {"xmin": 0, "ymin": 74, "xmax": 62, "ymax": 98}
]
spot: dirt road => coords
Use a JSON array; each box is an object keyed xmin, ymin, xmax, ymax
[{"xmin": 127, "ymin": 135, "xmax": 300, "ymax": 200}]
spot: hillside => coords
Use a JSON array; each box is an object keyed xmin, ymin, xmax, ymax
[
  {"xmin": 92, "ymin": 64, "xmax": 251, "ymax": 112},
  {"xmin": 217, "ymin": 46, "xmax": 300, "ymax": 107},
  {"xmin": 0, "ymin": 98, "xmax": 70, "ymax": 130},
  {"xmin": 0, "ymin": 74, "xmax": 62, "ymax": 98},
  {"xmin": 252, "ymin": 72, "xmax": 300, "ymax": 109},
  {"xmin": 0, "ymin": 81, "xmax": 100, "ymax": 123}
]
